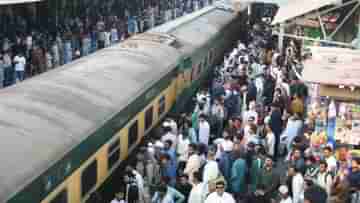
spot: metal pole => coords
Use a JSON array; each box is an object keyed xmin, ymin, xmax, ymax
[
  {"xmin": 317, "ymin": 13, "xmax": 327, "ymax": 39},
  {"xmin": 329, "ymin": 2, "xmax": 360, "ymax": 39},
  {"xmin": 357, "ymin": 7, "xmax": 360, "ymax": 49},
  {"xmin": 278, "ymin": 23, "xmax": 284, "ymax": 54}
]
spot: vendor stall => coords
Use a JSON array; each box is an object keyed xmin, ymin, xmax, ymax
[{"xmin": 303, "ymin": 46, "xmax": 360, "ymax": 158}]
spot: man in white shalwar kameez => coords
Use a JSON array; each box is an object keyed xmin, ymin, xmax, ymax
[
  {"xmin": 188, "ymin": 172, "xmax": 206, "ymax": 203},
  {"xmin": 203, "ymin": 149, "xmax": 219, "ymax": 194},
  {"xmin": 205, "ymin": 181, "xmax": 236, "ymax": 203},
  {"xmin": 198, "ymin": 115, "xmax": 210, "ymax": 146},
  {"xmin": 184, "ymin": 144, "xmax": 201, "ymax": 184}
]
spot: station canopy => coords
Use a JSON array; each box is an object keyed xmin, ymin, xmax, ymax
[
  {"xmin": 272, "ymin": 0, "xmax": 342, "ymax": 24},
  {"xmin": 303, "ymin": 46, "xmax": 360, "ymax": 87},
  {"xmin": 0, "ymin": 0, "xmax": 42, "ymax": 5}
]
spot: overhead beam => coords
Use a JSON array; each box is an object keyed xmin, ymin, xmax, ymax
[{"xmin": 272, "ymin": 31, "xmax": 354, "ymax": 47}]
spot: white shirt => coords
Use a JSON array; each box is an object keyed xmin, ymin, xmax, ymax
[
  {"xmin": 316, "ymin": 172, "xmax": 332, "ymax": 195},
  {"xmin": 205, "ymin": 192, "xmax": 236, "ymax": 203},
  {"xmin": 221, "ymin": 140, "xmax": 233, "ymax": 152},
  {"xmin": 326, "ymin": 156, "xmax": 337, "ymax": 174},
  {"xmin": 133, "ymin": 170, "xmax": 144, "ymax": 191},
  {"xmin": 177, "ymin": 134, "xmax": 190, "ymax": 161},
  {"xmin": 279, "ymin": 196, "xmax": 293, "ymax": 203},
  {"xmin": 292, "ymin": 173, "xmax": 304, "ymax": 203},
  {"xmin": 188, "ymin": 183, "xmax": 206, "ymax": 203},
  {"xmin": 203, "ymin": 160, "xmax": 219, "ymax": 184},
  {"xmin": 266, "ymin": 132, "xmax": 275, "ymax": 156},
  {"xmin": 199, "ymin": 121, "xmax": 210, "ymax": 146},
  {"xmin": 14, "ymin": 55, "xmax": 26, "ymax": 71},
  {"xmin": 110, "ymin": 199, "xmax": 126, "ymax": 203}
]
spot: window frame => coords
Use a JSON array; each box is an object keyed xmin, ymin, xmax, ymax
[
  {"xmin": 128, "ymin": 120, "xmax": 139, "ymax": 147},
  {"xmin": 81, "ymin": 160, "xmax": 98, "ymax": 197},
  {"xmin": 107, "ymin": 138, "xmax": 120, "ymax": 170},
  {"xmin": 49, "ymin": 189, "xmax": 68, "ymax": 203},
  {"xmin": 158, "ymin": 96, "xmax": 166, "ymax": 116},
  {"xmin": 145, "ymin": 106, "xmax": 154, "ymax": 131}
]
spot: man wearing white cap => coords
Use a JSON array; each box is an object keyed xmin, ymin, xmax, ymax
[{"xmin": 279, "ymin": 185, "xmax": 292, "ymax": 203}]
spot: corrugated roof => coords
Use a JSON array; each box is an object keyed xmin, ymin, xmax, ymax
[
  {"xmin": 272, "ymin": 0, "xmax": 339, "ymax": 24},
  {"xmin": 0, "ymin": 0, "xmax": 42, "ymax": 5}
]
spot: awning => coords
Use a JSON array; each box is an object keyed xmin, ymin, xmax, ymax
[
  {"xmin": 303, "ymin": 46, "xmax": 360, "ymax": 87},
  {"xmin": 272, "ymin": 0, "xmax": 340, "ymax": 24},
  {"xmin": 0, "ymin": 0, "xmax": 42, "ymax": 5}
]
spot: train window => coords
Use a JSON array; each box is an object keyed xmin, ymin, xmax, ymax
[
  {"xmin": 81, "ymin": 160, "xmax": 97, "ymax": 197},
  {"xmin": 128, "ymin": 120, "xmax": 139, "ymax": 147},
  {"xmin": 108, "ymin": 139, "xmax": 120, "ymax": 170},
  {"xmin": 50, "ymin": 189, "xmax": 68, "ymax": 203},
  {"xmin": 145, "ymin": 106, "xmax": 154, "ymax": 130},
  {"xmin": 158, "ymin": 96, "xmax": 166, "ymax": 116}
]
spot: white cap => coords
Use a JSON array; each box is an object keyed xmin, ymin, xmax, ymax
[
  {"xmin": 154, "ymin": 141, "xmax": 164, "ymax": 148},
  {"xmin": 163, "ymin": 121, "xmax": 171, "ymax": 127},
  {"xmin": 279, "ymin": 185, "xmax": 289, "ymax": 194}
]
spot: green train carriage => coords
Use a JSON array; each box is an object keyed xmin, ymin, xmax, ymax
[{"xmin": 0, "ymin": 4, "xmax": 246, "ymax": 203}]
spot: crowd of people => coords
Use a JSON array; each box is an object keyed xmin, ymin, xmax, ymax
[
  {"xmin": 0, "ymin": 0, "xmax": 212, "ymax": 88},
  {"xmin": 110, "ymin": 22, "xmax": 360, "ymax": 203}
]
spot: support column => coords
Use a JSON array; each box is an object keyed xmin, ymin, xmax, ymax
[
  {"xmin": 278, "ymin": 23, "xmax": 285, "ymax": 54},
  {"xmin": 357, "ymin": 9, "xmax": 360, "ymax": 49}
]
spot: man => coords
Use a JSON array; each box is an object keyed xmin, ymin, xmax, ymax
[
  {"xmin": 13, "ymin": 52, "xmax": 26, "ymax": 81},
  {"xmin": 348, "ymin": 157, "xmax": 360, "ymax": 202},
  {"xmin": 230, "ymin": 150, "xmax": 247, "ymax": 200},
  {"xmin": 161, "ymin": 123, "xmax": 177, "ymax": 150},
  {"xmin": 205, "ymin": 181, "xmax": 236, "ymax": 203},
  {"xmin": 315, "ymin": 160, "xmax": 333, "ymax": 196},
  {"xmin": 175, "ymin": 174, "xmax": 192, "ymax": 202},
  {"xmin": 198, "ymin": 114, "xmax": 210, "ymax": 146},
  {"xmin": 111, "ymin": 192, "xmax": 126, "ymax": 203},
  {"xmin": 278, "ymin": 185, "xmax": 292, "ymax": 203},
  {"xmin": 288, "ymin": 165, "xmax": 305, "ymax": 203},
  {"xmin": 323, "ymin": 146, "xmax": 338, "ymax": 175},
  {"xmin": 152, "ymin": 185, "xmax": 174, "ymax": 203},
  {"xmin": 291, "ymin": 148, "xmax": 306, "ymax": 175},
  {"xmin": 269, "ymin": 103, "xmax": 282, "ymax": 160},
  {"xmin": 188, "ymin": 172, "xmax": 206, "ymax": 203},
  {"xmin": 203, "ymin": 147, "xmax": 219, "ymax": 188},
  {"xmin": 252, "ymin": 156, "xmax": 280, "ymax": 203},
  {"xmin": 184, "ymin": 144, "xmax": 201, "ymax": 184},
  {"xmin": 126, "ymin": 166, "xmax": 145, "ymax": 203},
  {"xmin": 304, "ymin": 185, "xmax": 327, "ymax": 203},
  {"xmin": 160, "ymin": 154, "xmax": 177, "ymax": 186}
]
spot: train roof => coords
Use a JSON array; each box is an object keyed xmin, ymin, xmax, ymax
[
  {"xmin": 0, "ymin": 6, "xmax": 238, "ymax": 202},
  {"xmin": 150, "ymin": 5, "xmax": 238, "ymax": 54},
  {"xmin": 0, "ymin": 41, "xmax": 180, "ymax": 201}
]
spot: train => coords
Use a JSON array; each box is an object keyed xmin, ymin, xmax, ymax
[{"xmin": 0, "ymin": 3, "xmax": 247, "ymax": 203}]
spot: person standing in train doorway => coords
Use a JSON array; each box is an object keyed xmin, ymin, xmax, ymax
[{"xmin": 111, "ymin": 192, "xmax": 126, "ymax": 203}]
